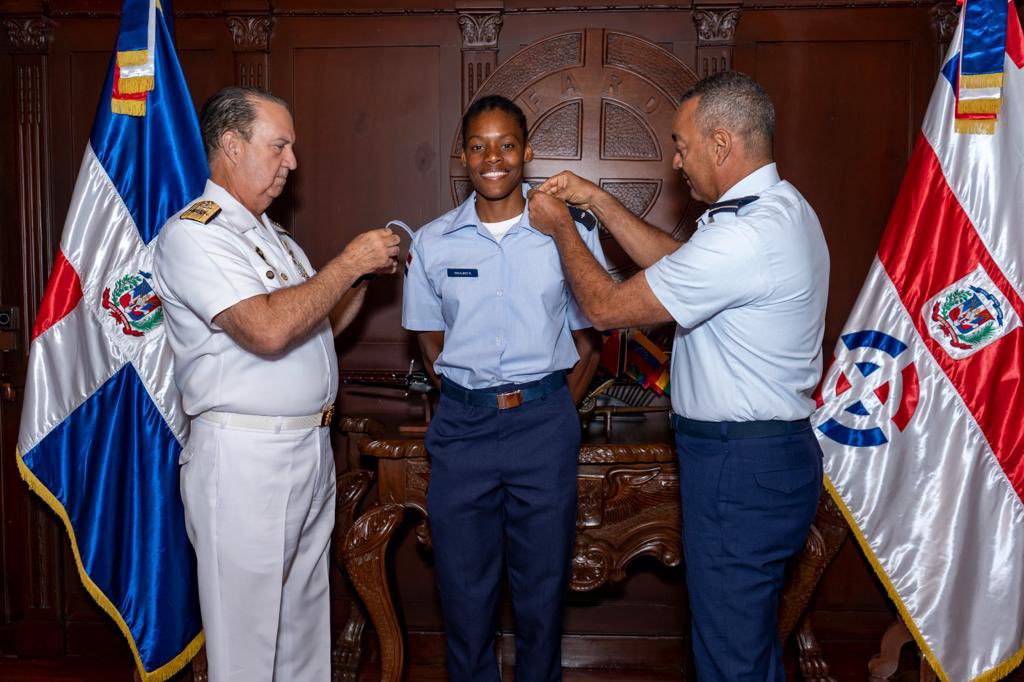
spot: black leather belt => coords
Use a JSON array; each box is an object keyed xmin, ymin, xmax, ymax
[
  {"xmin": 672, "ymin": 414, "xmax": 811, "ymax": 440},
  {"xmin": 441, "ymin": 372, "xmax": 565, "ymax": 410}
]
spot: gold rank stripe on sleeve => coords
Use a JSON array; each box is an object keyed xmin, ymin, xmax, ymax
[{"xmin": 180, "ymin": 200, "xmax": 222, "ymax": 224}]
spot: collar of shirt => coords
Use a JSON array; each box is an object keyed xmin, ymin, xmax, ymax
[
  {"xmin": 200, "ymin": 179, "xmax": 269, "ymax": 237},
  {"xmin": 697, "ymin": 162, "xmax": 781, "ymax": 226},
  {"xmin": 442, "ymin": 183, "xmax": 539, "ymax": 240}
]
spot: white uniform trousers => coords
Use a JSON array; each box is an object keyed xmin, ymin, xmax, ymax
[{"xmin": 181, "ymin": 416, "xmax": 337, "ymax": 682}]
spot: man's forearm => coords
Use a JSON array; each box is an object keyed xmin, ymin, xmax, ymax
[
  {"xmin": 330, "ymin": 281, "xmax": 368, "ymax": 336},
  {"xmin": 216, "ymin": 252, "xmax": 364, "ymax": 355},
  {"xmin": 589, "ymin": 191, "xmax": 681, "ymax": 268},
  {"xmin": 552, "ymin": 220, "xmax": 619, "ymax": 329}
]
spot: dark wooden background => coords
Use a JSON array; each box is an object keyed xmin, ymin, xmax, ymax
[{"xmin": 0, "ymin": 0, "xmax": 973, "ymax": 676}]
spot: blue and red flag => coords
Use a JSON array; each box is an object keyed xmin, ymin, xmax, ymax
[
  {"xmin": 17, "ymin": 1, "xmax": 206, "ymax": 679},
  {"xmin": 814, "ymin": 3, "xmax": 1024, "ymax": 680}
]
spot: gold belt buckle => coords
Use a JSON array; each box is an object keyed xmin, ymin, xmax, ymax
[
  {"xmin": 320, "ymin": 404, "xmax": 335, "ymax": 427},
  {"xmin": 496, "ymin": 390, "xmax": 523, "ymax": 410}
]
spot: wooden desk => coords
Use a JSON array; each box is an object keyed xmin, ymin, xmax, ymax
[{"xmin": 340, "ymin": 417, "xmax": 849, "ymax": 681}]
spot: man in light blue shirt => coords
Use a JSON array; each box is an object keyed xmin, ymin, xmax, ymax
[
  {"xmin": 403, "ymin": 95, "xmax": 605, "ymax": 682},
  {"xmin": 528, "ymin": 72, "xmax": 828, "ymax": 682}
]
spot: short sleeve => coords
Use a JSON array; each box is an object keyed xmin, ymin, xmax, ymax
[
  {"xmin": 644, "ymin": 223, "xmax": 766, "ymax": 329},
  {"xmin": 402, "ymin": 234, "xmax": 444, "ymax": 331},
  {"xmin": 153, "ymin": 222, "xmax": 268, "ymax": 325},
  {"xmin": 566, "ymin": 220, "xmax": 609, "ymax": 330}
]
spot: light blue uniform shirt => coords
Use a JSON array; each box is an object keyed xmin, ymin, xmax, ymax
[
  {"xmin": 403, "ymin": 185, "xmax": 607, "ymax": 389},
  {"xmin": 644, "ymin": 163, "xmax": 829, "ymax": 422}
]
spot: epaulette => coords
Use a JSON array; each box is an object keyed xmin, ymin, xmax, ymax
[
  {"xmin": 180, "ymin": 200, "xmax": 221, "ymax": 224},
  {"xmin": 706, "ymin": 195, "xmax": 759, "ymax": 219},
  {"xmin": 568, "ymin": 205, "xmax": 598, "ymax": 231}
]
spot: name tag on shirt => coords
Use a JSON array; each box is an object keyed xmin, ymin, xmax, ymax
[{"xmin": 447, "ymin": 268, "xmax": 479, "ymax": 278}]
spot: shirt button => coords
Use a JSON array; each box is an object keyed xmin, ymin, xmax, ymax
[
  {"xmin": 496, "ymin": 289, "xmax": 503, "ymax": 297},
  {"xmin": 281, "ymin": 273, "xmax": 289, "ymax": 281},
  {"xmin": 495, "ymin": 336, "xmax": 502, "ymax": 345},
  {"xmin": 266, "ymin": 270, "xmax": 275, "ymax": 279}
]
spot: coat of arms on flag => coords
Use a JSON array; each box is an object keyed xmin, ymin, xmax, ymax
[
  {"xmin": 923, "ymin": 264, "xmax": 1021, "ymax": 359},
  {"xmin": 16, "ymin": 1, "xmax": 207, "ymax": 680}
]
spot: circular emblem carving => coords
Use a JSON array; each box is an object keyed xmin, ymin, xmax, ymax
[{"xmin": 451, "ymin": 29, "xmax": 702, "ymax": 278}]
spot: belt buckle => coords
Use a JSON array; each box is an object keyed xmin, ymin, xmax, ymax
[
  {"xmin": 320, "ymin": 404, "xmax": 335, "ymax": 427},
  {"xmin": 496, "ymin": 390, "xmax": 523, "ymax": 410}
]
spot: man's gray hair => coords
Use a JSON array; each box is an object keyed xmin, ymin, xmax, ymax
[
  {"xmin": 199, "ymin": 86, "xmax": 289, "ymax": 162},
  {"xmin": 681, "ymin": 71, "xmax": 775, "ymax": 156}
]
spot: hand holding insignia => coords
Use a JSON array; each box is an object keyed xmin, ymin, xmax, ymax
[
  {"xmin": 536, "ymin": 171, "xmax": 601, "ymax": 211},
  {"xmin": 527, "ymin": 189, "xmax": 575, "ymax": 237},
  {"xmin": 342, "ymin": 227, "xmax": 401, "ymax": 277}
]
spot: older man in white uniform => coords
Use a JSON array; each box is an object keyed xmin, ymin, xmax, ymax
[
  {"xmin": 152, "ymin": 86, "xmax": 399, "ymax": 681},
  {"xmin": 528, "ymin": 71, "xmax": 829, "ymax": 681}
]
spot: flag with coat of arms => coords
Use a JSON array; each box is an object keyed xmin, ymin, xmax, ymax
[
  {"xmin": 814, "ymin": 1, "xmax": 1024, "ymax": 680},
  {"xmin": 16, "ymin": 0, "xmax": 206, "ymax": 679}
]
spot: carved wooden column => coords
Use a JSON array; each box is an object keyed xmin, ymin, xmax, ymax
[
  {"xmin": 931, "ymin": 3, "xmax": 959, "ymax": 64},
  {"xmin": 693, "ymin": 7, "xmax": 742, "ymax": 78},
  {"xmin": 1, "ymin": 13, "xmax": 63, "ymax": 657},
  {"xmin": 226, "ymin": 13, "xmax": 272, "ymax": 90},
  {"xmin": 457, "ymin": 2, "xmax": 503, "ymax": 109}
]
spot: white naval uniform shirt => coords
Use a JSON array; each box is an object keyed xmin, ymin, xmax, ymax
[
  {"xmin": 152, "ymin": 179, "xmax": 338, "ymax": 418},
  {"xmin": 644, "ymin": 163, "xmax": 829, "ymax": 422}
]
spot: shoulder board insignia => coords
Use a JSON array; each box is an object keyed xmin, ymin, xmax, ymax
[
  {"xmin": 181, "ymin": 200, "xmax": 221, "ymax": 224},
  {"xmin": 270, "ymin": 219, "xmax": 290, "ymax": 235},
  {"xmin": 568, "ymin": 205, "xmax": 598, "ymax": 231},
  {"xmin": 707, "ymin": 194, "xmax": 759, "ymax": 218}
]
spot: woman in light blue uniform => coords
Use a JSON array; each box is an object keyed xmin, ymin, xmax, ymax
[{"xmin": 402, "ymin": 95, "xmax": 606, "ymax": 682}]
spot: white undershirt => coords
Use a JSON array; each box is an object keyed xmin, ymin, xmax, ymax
[{"xmin": 481, "ymin": 213, "xmax": 522, "ymax": 242}]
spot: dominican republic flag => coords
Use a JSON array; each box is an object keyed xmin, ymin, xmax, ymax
[
  {"xmin": 16, "ymin": 1, "xmax": 206, "ymax": 680},
  {"xmin": 814, "ymin": 2, "xmax": 1024, "ymax": 680}
]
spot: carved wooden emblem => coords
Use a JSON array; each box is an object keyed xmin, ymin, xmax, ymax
[{"xmin": 451, "ymin": 29, "xmax": 704, "ymax": 278}]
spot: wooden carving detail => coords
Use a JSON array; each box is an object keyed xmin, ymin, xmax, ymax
[
  {"xmin": 337, "ymin": 416, "xmax": 386, "ymax": 437},
  {"xmin": 343, "ymin": 504, "xmax": 406, "ymax": 682},
  {"xmin": 226, "ymin": 16, "xmax": 273, "ymax": 52},
  {"xmin": 931, "ymin": 3, "xmax": 959, "ymax": 48},
  {"xmin": 2, "ymin": 17, "xmax": 52, "ymax": 53},
  {"xmin": 600, "ymin": 180, "xmax": 661, "ymax": 219},
  {"xmin": 694, "ymin": 8, "xmax": 742, "ymax": 43},
  {"xmin": 796, "ymin": 615, "xmax": 837, "ymax": 682},
  {"xmin": 578, "ymin": 443, "xmax": 675, "ymax": 464},
  {"xmin": 458, "ymin": 12, "xmax": 502, "ymax": 49},
  {"xmin": 693, "ymin": 8, "xmax": 741, "ymax": 77},
  {"xmin": 331, "ymin": 469, "xmax": 373, "ymax": 682},
  {"xmin": 601, "ymin": 100, "xmax": 661, "ymax": 160},
  {"xmin": 571, "ymin": 465, "xmax": 682, "ymax": 590},
  {"xmin": 605, "ymin": 32, "xmax": 695, "ymax": 105},
  {"xmin": 529, "ymin": 100, "xmax": 583, "ymax": 159},
  {"xmin": 363, "ymin": 438, "xmax": 428, "ymax": 460},
  {"xmin": 473, "ymin": 32, "xmax": 584, "ymax": 104}
]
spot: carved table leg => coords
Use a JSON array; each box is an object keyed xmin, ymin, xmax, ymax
[
  {"xmin": 796, "ymin": 614, "xmax": 836, "ymax": 682},
  {"xmin": 332, "ymin": 470, "xmax": 373, "ymax": 681},
  {"xmin": 869, "ymin": 617, "xmax": 928, "ymax": 681},
  {"xmin": 342, "ymin": 504, "xmax": 406, "ymax": 682}
]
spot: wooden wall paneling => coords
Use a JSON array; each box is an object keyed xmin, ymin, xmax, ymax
[
  {"xmin": 268, "ymin": 13, "xmax": 462, "ymax": 425},
  {"xmin": 1, "ymin": 12, "xmax": 66, "ymax": 659}
]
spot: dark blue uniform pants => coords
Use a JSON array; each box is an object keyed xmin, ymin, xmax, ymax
[
  {"xmin": 426, "ymin": 383, "xmax": 580, "ymax": 682},
  {"xmin": 675, "ymin": 421, "xmax": 823, "ymax": 681}
]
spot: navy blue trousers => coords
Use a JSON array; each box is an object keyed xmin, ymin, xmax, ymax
[
  {"xmin": 425, "ymin": 382, "xmax": 580, "ymax": 682},
  {"xmin": 676, "ymin": 422, "xmax": 823, "ymax": 681}
]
